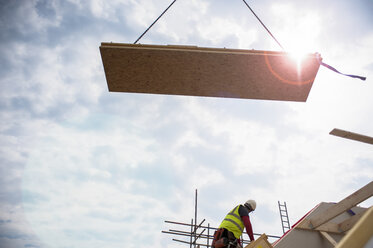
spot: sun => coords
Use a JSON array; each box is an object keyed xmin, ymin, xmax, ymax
[
  {"xmin": 288, "ymin": 49, "xmax": 308, "ymax": 65},
  {"xmin": 285, "ymin": 26, "xmax": 319, "ymax": 65},
  {"xmin": 272, "ymin": 4, "xmax": 321, "ymax": 62}
]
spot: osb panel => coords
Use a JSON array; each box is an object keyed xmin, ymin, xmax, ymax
[
  {"xmin": 330, "ymin": 128, "xmax": 373, "ymax": 145},
  {"xmin": 100, "ymin": 43, "xmax": 321, "ymax": 101}
]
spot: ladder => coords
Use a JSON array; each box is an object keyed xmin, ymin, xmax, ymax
[{"xmin": 278, "ymin": 201, "xmax": 291, "ymax": 234}]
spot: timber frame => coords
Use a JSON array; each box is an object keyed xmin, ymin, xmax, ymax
[{"xmin": 286, "ymin": 181, "xmax": 373, "ymax": 248}]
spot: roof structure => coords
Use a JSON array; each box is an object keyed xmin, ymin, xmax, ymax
[
  {"xmin": 100, "ymin": 43, "xmax": 321, "ymax": 102},
  {"xmin": 273, "ymin": 203, "xmax": 368, "ymax": 248},
  {"xmin": 273, "ymin": 181, "xmax": 373, "ymax": 248}
]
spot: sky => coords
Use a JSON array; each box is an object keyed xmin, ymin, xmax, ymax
[{"xmin": 0, "ymin": 0, "xmax": 373, "ymax": 247}]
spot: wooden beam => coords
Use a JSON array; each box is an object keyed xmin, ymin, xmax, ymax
[
  {"xmin": 314, "ymin": 222, "xmax": 340, "ymax": 234},
  {"xmin": 320, "ymin": 231, "xmax": 338, "ymax": 247},
  {"xmin": 298, "ymin": 209, "xmax": 367, "ymax": 234},
  {"xmin": 297, "ymin": 181, "xmax": 373, "ymax": 230},
  {"xmin": 338, "ymin": 210, "xmax": 367, "ymax": 233},
  {"xmin": 100, "ymin": 43, "xmax": 321, "ymax": 102},
  {"xmin": 244, "ymin": 233, "xmax": 273, "ymax": 248},
  {"xmin": 336, "ymin": 207, "xmax": 373, "ymax": 248},
  {"xmin": 310, "ymin": 181, "xmax": 373, "ymax": 228},
  {"xmin": 330, "ymin": 128, "xmax": 373, "ymax": 145}
]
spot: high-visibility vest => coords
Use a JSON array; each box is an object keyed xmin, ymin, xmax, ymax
[{"xmin": 219, "ymin": 205, "xmax": 244, "ymax": 239}]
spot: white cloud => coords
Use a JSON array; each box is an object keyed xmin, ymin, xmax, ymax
[
  {"xmin": 1, "ymin": 1, "xmax": 373, "ymax": 248},
  {"xmin": 189, "ymin": 166, "xmax": 225, "ymax": 189},
  {"xmin": 89, "ymin": 0, "xmax": 122, "ymax": 20},
  {"xmin": 21, "ymin": 122, "xmax": 163, "ymax": 247},
  {"xmin": 270, "ymin": 3, "xmax": 322, "ymax": 53},
  {"xmin": 196, "ymin": 17, "xmax": 258, "ymax": 48},
  {"xmin": 2, "ymin": 0, "xmax": 62, "ymax": 35}
]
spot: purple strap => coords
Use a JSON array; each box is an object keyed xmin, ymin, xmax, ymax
[{"xmin": 316, "ymin": 54, "xmax": 366, "ymax": 81}]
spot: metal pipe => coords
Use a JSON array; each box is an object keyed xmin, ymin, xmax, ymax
[
  {"xmin": 190, "ymin": 219, "xmax": 193, "ymax": 248},
  {"xmin": 164, "ymin": 228, "xmax": 253, "ymax": 245},
  {"xmin": 164, "ymin": 231, "xmax": 252, "ymax": 245},
  {"xmin": 165, "ymin": 220, "xmax": 218, "ymax": 230},
  {"xmin": 207, "ymin": 223, "xmax": 210, "ymax": 248},
  {"xmin": 172, "ymin": 238, "xmax": 252, "ymax": 247},
  {"xmin": 168, "ymin": 232, "xmax": 213, "ymax": 240},
  {"xmin": 168, "ymin": 229, "xmax": 212, "ymax": 239},
  {"xmin": 193, "ymin": 228, "xmax": 206, "ymax": 244},
  {"xmin": 164, "ymin": 221, "xmax": 281, "ymax": 238},
  {"xmin": 173, "ymin": 239, "xmax": 210, "ymax": 247},
  {"xmin": 194, "ymin": 189, "xmax": 198, "ymax": 248},
  {"xmin": 162, "ymin": 231, "xmax": 194, "ymax": 238},
  {"xmin": 197, "ymin": 219, "xmax": 206, "ymax": 227}
]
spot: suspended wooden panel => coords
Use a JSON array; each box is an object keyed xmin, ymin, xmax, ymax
[
  {"xmin": 100, "ymin": 43, "xmax": 321, "ymax": 101},
  {"xmin": 330, "ymin": 128, "xmax": 373, "ymax": 145}
]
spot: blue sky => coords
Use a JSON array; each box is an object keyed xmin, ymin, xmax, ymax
[{"xmin": 0, "ymin": 0, "xmax": 373, "ymax": 247}]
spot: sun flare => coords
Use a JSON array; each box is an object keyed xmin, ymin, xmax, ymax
[
  {"xmin": 272, "ymin": 4, "xmax": 321, "ymax": 61},
  {"xmin": 289, "ymin": 50, "xmax": 308, "ymax": 65}
]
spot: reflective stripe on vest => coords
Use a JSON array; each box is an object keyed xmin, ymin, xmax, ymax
[{"xmin": 219, "ymin": 205, "xmax": 244, "ymax": 239}]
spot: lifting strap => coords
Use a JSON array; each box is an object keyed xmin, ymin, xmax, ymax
[
  {"xmin": 318, "ymin": 60, "xmax": 366, "ymax": 81},
  {"xmin": 134, "ymin": 0, "xmax": 178, "ymax": 44}
]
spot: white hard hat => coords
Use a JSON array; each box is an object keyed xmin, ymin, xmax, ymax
[{"xmin": 244, "ymin": 199, "xmax": 256, "ymax": 211}]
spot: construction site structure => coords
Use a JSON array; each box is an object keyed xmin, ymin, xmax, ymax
[
  {"xmin": 162, "ymin": 189, "xmax": 281, "ymax": 248},
  {"xmin": 164, "ymin": 181, "xmax": 373, "ymax": 248},
  {"xmin": 273, "ymin": 180, "xmax": 373, "ymax": 248}
]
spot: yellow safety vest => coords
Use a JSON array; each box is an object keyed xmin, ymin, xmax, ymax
[{"xmin": 219, "ymin": 205, "xmax": 244, "ymax": 239}]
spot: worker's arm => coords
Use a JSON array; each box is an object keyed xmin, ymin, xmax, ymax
[
  {"xmin": 239, "ymin": 205, "xmax": 255, "ymax": 241},
  {"xmin": 242, "ymin": 215, "xmax": 254, "ymax": 241}
]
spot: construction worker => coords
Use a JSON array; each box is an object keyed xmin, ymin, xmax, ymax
[{"xmin": 212, "ymin": 200, "xmax": 256, "ymax": 248}]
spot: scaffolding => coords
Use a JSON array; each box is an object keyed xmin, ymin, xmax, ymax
[{"xmin": 162, "ymin": 189, "xmax": 281, "ymax": 247}]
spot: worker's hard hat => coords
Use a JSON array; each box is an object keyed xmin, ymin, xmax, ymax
[{"xmin": 244, "ymin": 199, "xmax": 256, "ymax": 211}]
